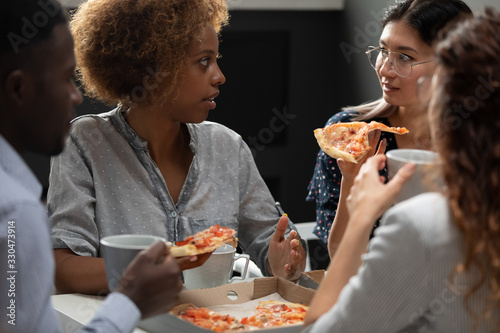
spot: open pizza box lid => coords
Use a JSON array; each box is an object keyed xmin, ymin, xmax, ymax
[
  {"xmin": 138, "ymin": 277, "xmax": 315, "ymax": 333},
  {"xmin": 297, "ymin": 270, "xmax": 326, "ymax": 290}
]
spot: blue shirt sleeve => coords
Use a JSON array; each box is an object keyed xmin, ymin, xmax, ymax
[
  {"xmin": 0, "ymin": 202, "xmax": 61, "ymax": 333},
  {"xmin": 79, "ymin": 293, "xmax": 140, "ymax": 333}
]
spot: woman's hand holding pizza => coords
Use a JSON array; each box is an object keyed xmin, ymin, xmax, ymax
[
  {"xmin": 337, "ymin": 130, "xmax": 385, "ymax": 182},
  {"xmin": 267, "ymin": 214, "xmax": 306, "ymax": 281},
  {"xmin": 326, "ymin": 129, "xmax": 388, "ymax": 258}
]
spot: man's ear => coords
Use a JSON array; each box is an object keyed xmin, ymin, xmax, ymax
[{"xmin": 4, "ymin": 69, "xmax": 32, "ymax": 107}]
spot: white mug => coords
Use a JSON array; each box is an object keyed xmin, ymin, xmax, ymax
[
  {"xmin": 182, "ymin": 244, "xmax": 250, "ymax": 290},
  {"xmin": 100, "ymin": 234, "xmax": 166, "ymax": 291},
  {"xmin": 386, "ymin": 149, "xmax": 441, "ymax": 203}
]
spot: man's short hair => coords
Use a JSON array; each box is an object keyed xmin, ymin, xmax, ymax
[{"xmin": 0, "ymin": 0, "xmax": 67, "ymax": 56}]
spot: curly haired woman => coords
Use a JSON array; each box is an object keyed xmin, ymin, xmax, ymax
[
  {"xmin": 47, "ymin": 0, "xmax": 306, "ymax": 294},
  {"xmin": 303, "ymin": 8, "xmax": 500, "ymax": 332}
]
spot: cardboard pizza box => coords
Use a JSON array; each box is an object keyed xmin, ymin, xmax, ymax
[
  {"xmin": 297, "ymin": 270, "xmax": 326, "ymax": 290},
  {"xmin": 138, "ymin": 277, "xmax": 315, "ymax": 333}
]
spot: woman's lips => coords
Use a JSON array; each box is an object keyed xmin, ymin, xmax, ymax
[
  {"xmin": 382, "ymin": 82, "xmax": 399, "ymax": 93},
  {"xmin": 204, "ymin": 99, "xmax": 216, "ymax": 109},
  {"xmin": 204, "ymin": 92, "xmax": 219, "ymax": 109}
]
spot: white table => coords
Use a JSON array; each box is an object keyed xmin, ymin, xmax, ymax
[
  {"xmin": 52, "ymin": 276, "xmax": 256, "ymax": 332},
  {"xmin": 52, "ymin": 293, "xmax": 149, "ymax": 333}
]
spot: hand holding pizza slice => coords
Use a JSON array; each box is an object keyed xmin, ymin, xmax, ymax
[
  {"xmin": 314, "ymin": 121, "xmax": 409, "ymax": 163},
  {"xmin": 169, "ymin": 224, "xmax": 238, "ymax": 258}
]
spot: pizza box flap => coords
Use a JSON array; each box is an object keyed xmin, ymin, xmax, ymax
[
  {"xmin": 253, "ymin": 276, "xmax": 315, "ymax": 305},
  {"xmin": 176, "ymin": 279, "xmax": 256, "ymax": 306},
  {"xmin": 297, "ymin": 270, "xmax": 326, "ymax": 290},
  {"xmin": 305, "ymin": 270, "xmax": 326, "ymax": 283},
  {"xmin": 138, "ymin": 277, "xmax": 315, "ymax": 333}
]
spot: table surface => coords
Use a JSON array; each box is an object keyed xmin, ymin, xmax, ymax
[
  {"xmin": 52, "ymin": 277, "xmax": 257, "ymax": 333},
  {"xmin": 52, "ymin": 293, "xmax": 149, "ymax": 333}
]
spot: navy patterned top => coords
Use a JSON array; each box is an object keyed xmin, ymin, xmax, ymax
[{"xmin": 306, "ymin": 110, "xmax": 399, "ymax": 244}]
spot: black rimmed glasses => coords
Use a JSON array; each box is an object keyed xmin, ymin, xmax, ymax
[{"xmin": 366, "ymin": 46, "xmax": 432, "ymax": 78}]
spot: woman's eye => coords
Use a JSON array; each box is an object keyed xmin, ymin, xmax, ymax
[
  {"xmin": 200, "ymin": 58, "xmax": 209, "ymax": 67},
  {"xmin": 398, "ymin": 53, "xmax": 412, "ymax": 62}
]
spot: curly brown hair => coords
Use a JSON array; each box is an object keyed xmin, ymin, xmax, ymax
[
  {"xmin": 70, "ymin": 0, "xmax": 229, "ymax": 106},
  {"xmin": 433, "ymin": 8, "xmax": 500, "ymax": 327}
]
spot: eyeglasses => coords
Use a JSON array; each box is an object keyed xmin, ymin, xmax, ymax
[{"xmin": 366, "ymin": 46, "xmax": 432, "ymax": 78}]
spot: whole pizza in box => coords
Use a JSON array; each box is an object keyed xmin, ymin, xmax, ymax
[{"xmin": 171, "ymin": 300, "xmax": 309, "ymax": 332}]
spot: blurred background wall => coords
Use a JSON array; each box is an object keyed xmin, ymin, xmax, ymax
[{"xmin": 27, "ymin": 0, "xmax": 500, "ymax": 226}]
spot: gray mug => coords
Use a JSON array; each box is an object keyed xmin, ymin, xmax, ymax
[
  {"xmin": 182, "ymin": 244, "xmax": 250, "ymax": 290},
  {"xmin": 100, "ymin": 234, "xmax": 166, "ymax": 291},
  {"xmin": 386, "ymin": 149, "xmax": 441, "ymax": 203}
]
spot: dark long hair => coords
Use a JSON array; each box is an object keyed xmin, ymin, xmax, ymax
[
  {"xmin": 433, "ymin": 7, "xmax": 500, "ymax": 328},
  {"xmin": 382, "ymin": 0, "xmax": 472, "ymax": 46}
]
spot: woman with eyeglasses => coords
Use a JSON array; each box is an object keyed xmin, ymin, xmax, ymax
[
  {"xmin": 302, "ymin": 8, "xmax": 500, "ymax": 332},
  {"xmin": 306, "ymin": 0, "xmax": 472, "ymax": 257}
]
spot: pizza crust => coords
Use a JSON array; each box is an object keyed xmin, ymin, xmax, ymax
[
  {"xmin": 314, "ymin": 128, "xmax": 360, "ymax": 163},
  {"xmin": 256, "ymin": 300, "xmax": 309, "ymax": 310},
  {"xmin": 169, "ymin": 303, "xmax": 197, "ymax": 315},
  {"xmin": 169, "ymin": 244, "xmax": 199, "ymax": 257}
]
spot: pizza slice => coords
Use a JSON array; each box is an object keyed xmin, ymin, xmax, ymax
[
  {"xmin": 314, "ymin": 121, "xmax": 409, "ymax": 163},
  {"xmin": 241, "ymin": 300, "xmax": 309, "ymax": 328},
  {"xmin": 170, "ymin": 304, "xmax": 246, "ymax": 332},
  {"xmin": 169, "ymin": 224, "xmax": 237, "ymax": 257}
]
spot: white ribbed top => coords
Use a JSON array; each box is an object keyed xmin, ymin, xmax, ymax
[{"xmin": 304, "ymin": 192, "xmax": 498, "ymax": 333}]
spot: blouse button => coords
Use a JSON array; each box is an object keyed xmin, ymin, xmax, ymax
[{"xmin": 171, "ymin": 211, "xmax": 178, "ymax": 218}]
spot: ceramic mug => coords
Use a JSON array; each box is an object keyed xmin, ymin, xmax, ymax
[
  {"xmin": 182, "ymin": 244, "xmax": 250, "ymax": 290},
  {"xmin": 100, "ymin": 234, "xmax": 166, "ymax": 291},
  {"xmin": 386, "ymin": 149, "xmax": 441, "ymax": 203}
]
